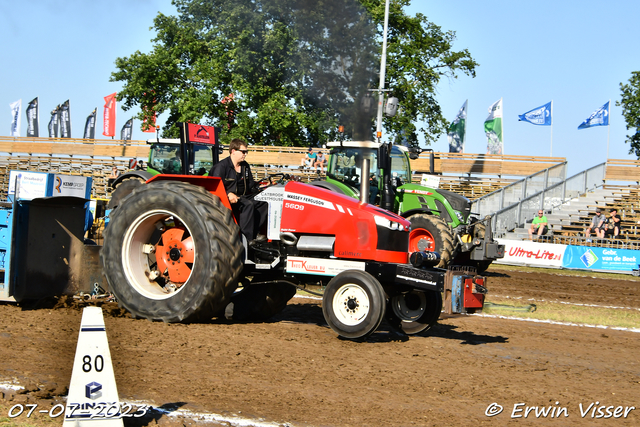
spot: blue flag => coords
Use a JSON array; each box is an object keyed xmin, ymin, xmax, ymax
[
  {"xmin": 578, "ymin": 101, "xmax": 610, "ymax": 129},
  {"xmin": 518, "ymin": 101, "xmax": 552, "ymax": 126}
]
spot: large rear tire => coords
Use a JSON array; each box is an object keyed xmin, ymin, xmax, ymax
[
  {"xmin": 322, "ymin": 270, "xmax": 386, "ymax": 340},
  {"xmin": 408, "ymin": 214, "xmax": 454, "ymax": 268},
  {"xmin": 101, "ymin": 181, "xmax": 243, "ymax": 323},
  {"xmin": 107, "ymin": 178, "xmax": 144, "ymax": 210},
  {"xmin": 386, "ymin": 290, "xmax": 442, "ymax": 335}
]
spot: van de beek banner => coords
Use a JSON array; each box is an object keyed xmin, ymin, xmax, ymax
[{"xmin": 563, "ymin": 246, "xmax": 639, "ymax": 272}]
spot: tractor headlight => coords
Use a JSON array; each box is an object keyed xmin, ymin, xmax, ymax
[{"xmin": 374, "ymin": 215, "xmax": 403, "ymax": 231}]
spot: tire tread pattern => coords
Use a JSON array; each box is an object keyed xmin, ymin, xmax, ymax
[{"xmin": 101, "ymin": 181, "xmax": 243, "ymax": 323}]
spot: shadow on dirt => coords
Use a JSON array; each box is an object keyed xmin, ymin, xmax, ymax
[
  {"xmin": 214, "ymin": 303, "xmax": 507, "ymax": 345},
  {"xmin": 124, "ymin": 402, "xmax": 188, "ymax": 426},
  {"xmin": 429, "ymin": 323, "xmax": 509, "ymax": 345},
  {"xmin": 482, "ymin": 270, "xmax": 511, "ymax": 278}
]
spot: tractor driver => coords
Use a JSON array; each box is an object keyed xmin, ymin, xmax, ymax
[{"xmin": 209, "ymin": 139, "xmax": 268, "ymax": 246}]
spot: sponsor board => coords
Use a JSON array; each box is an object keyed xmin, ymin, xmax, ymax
[
  {"xmin": 52, "ymin": 174, "xmax": 91, "ymax": 198},
  {"xmin": 496, "ymin": 239, "xmax": 565, "ymax": 268},
  {"xmin": 563, "ymin": 246, "xmax": 640, "ymax": 272},
  {"xmin": 286, "ymin": 256, "xmax": 364, "ymax": 276},
  {"xmin": 420, "ymin": 174, "xmax": 440, "ymax": 189},
  {"xmin": 8, "ymin": 171, "xmax": 48, "ymax": 200}
]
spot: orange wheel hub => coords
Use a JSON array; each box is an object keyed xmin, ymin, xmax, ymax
[
  {"xmin": 409, "ymin": 228, "xmax": 435, "ymax": 253},
  {"xmin": 155, "ymin": 227, "xmax": 195, "ymax": 284}
]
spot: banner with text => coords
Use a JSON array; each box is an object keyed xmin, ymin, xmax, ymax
[
  {"xmin": 496, "ymin": 239, "xmax": 565, "ymax": 268},
  {"xmin": 562, "ymin": 245, "xmax": 639, "ymax": 273}
]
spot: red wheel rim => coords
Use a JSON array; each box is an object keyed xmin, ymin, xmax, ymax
[
  {"xmin": 155, "ymin": 227, "xmax": 195, "ymax": 285},
  {"xmin": 409, "ymin": 228, "xmax": 435, "ymax": 252}
]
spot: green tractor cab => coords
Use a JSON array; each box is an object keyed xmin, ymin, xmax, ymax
[{"xmin": 316, "ymin": 141, "xmax": 504, "ymax": 272}]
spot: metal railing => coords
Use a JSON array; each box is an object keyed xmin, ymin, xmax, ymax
[
  {"xmin": 471, "ymin": 162, "xmax": 567, "ymax": 217},
  {"xmin": 471, "ymin": 162, "xmax": 606, "ymax": 237}
]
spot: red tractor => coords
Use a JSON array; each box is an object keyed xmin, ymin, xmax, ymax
[{"xmin": 101, "ymin": 123, "xmax": 487, "ymax": 340}]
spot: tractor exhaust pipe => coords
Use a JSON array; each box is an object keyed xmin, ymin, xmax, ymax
[{"xmin": 360, "ymin": 158, "xmax": 370, "ymax": 204}]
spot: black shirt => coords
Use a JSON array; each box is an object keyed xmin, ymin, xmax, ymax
[{"xmin": 209, "ymin": 156, "xmax": 256, "ymax": 196}]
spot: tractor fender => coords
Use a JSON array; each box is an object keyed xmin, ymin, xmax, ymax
[
  {"xmin": 146, "ymin": 174, "xmax": 233, "ymax": 211},
  {"xmin": 112, "ymin": 170, "xmax": 153, "ymax": 187},
  {"xmin": 399, "ymin": 208, "xmax": 438, "ymax": 218}
]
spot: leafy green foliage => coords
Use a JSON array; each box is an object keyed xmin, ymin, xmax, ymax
[
  {"xmin": 111, "ymin": 0, "xmax": 477, "ymax": 147},
  {"xmin": 617, "ymin": 71, "xmax": 640, "ymax": 157}
]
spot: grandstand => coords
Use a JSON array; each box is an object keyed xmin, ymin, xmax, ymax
[
  {"xmin": 504, "ymin": 159, "xmax": 640, "ymax": 249},
  {"xmin": 0, "ymin": 135, "xmax": 566, "ymax": 201}
]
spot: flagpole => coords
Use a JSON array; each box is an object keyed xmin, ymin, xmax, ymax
[
  {"xmin": 606, "ymin": 99, "xmax": 611, "ymax": 160},
  {"xmin": 550, "ymin": 100, "xmax": 553, "ymax": 157},
  {"xmin": 501, "ymin": 97, "xmax": 504, "ymax": 155}
]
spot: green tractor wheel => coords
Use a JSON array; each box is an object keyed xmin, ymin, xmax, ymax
[{"xmin": 407, "ymin": 214, "xmax": 453, "ymax": 269}]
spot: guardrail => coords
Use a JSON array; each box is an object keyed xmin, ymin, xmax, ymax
[
  {"xmin": 471, "ymin": 162, "xmax": 568, "ymax": 217},
  {"xmin": 485, "ymin": 163, "xmax": 606, "ymax": 237}
]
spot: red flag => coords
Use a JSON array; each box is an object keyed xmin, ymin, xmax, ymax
[
  {"xmin": 142, "ymin": 108, "xmax": 157, "ymax": 133},
  {"xmin": 141, "ymin": 92, "xmax": 157, "ymax": 133},
  {"xmin": 103, "ymin": 92, "xmax": 117, "ymax": 137}
]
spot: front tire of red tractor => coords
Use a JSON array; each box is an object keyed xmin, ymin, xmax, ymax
[
  {"xmin": 101, "ymin": 181, "xmax": 243, "ymax": 323},
  {"xmin": 322, "ymin": 270, "xmax": 386, "ymax": 340},
  {"xmin": 408, "ymin": 214, "xmax": 454, "ymax": 268},
  {"xmin": 386, "ymin": 290, "xmax": 442, "ymax": 335}
]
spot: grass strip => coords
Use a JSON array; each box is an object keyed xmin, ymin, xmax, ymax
[{"xmin": 484, "ymin": 296, "xmax": 640, "ymax": 329}]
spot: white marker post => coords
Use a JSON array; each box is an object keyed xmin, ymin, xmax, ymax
[{"xmin": 63, "ymin": 307, "xmax": 123, "ymax": 426}]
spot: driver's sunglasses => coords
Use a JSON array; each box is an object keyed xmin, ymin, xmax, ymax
[{"xmin": 238, "ymin": 149, "xmax": 249, "ymax": 154}]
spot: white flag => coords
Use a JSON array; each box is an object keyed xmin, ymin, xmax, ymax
[
  {"xmin": 484, "ymin": 98, "xmax": 503, "ymax": 155},
  {"xmin": 10, "ymin": 99, "xmax": 22, "ymax": 137}
]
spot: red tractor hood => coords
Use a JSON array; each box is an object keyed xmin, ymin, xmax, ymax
[{"xmin": 281, "ymin": 181, "xmax": 409, "ymax": 264}]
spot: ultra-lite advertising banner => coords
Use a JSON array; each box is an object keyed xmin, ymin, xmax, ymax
[
  {"xmin": 496, "ymin": 239, "xmax": 565, "ymax": 268},
  {"xmin": 497, "ymin": 239, "xmax": 640, "ymax": 273}
]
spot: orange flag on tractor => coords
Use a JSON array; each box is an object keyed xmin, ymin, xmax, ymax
[{"xmin": 103, "ymin": 92, "xmax": 117, "ymax": 137}]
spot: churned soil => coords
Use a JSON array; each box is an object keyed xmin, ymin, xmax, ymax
[{"xmin": 1, "ymin": 266, "xmax": 639, "ymax": 426}]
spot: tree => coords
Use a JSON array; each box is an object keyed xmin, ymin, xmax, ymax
[
  {"xmin": 617, "ymin": 71, "xmax": 640, "ymax": 157},
  {"xmin": 111, "ymin": 0, "xmax": 477, "ymax": 147}
]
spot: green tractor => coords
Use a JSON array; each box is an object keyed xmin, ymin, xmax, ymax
[
  {"xmin": 311, "ymin": 140, "xmax": 504, "ymax": 272},
  {"xmin": 108, "ymin": 124, "xmax": 221, "ymax": 209}
]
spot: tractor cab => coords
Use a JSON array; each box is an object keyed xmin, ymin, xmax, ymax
[
  {"xmin": 326, "ymin": 141, "xmax": 411, "ymax": 203},
  {"xmin": 147, "ymin": 139, "xmax": 215, "ymax": 176}
]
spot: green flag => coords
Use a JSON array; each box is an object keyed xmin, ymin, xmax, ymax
[
  {"xmin": 484, "ymin": 98, "xmax": 503, "ymax": 154},
  {"xmin": 448, "ymin": 100, "xmax": 467, "ymax": 153}
]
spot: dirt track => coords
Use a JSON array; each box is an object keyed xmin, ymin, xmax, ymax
[{"xmin": 1, "ymin": 266, "xmax": 639, "ymax": 426}]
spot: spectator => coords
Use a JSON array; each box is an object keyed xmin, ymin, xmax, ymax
[
  {"xmin": 108, "ymin": 166, "xmax": 119, "ymax": 179},
  {"xmin": 107, "ymin": 166, "xmax": 119, "ymax": 188},
  {"xmin": 528, "ymin": 210, "xmax": 548, "ymax": 240},
  {"xmin": 300, "ymin": 147, "xmax": 317, "ymax": 169},
  {"xmin": 600, "ymin": 208, "xmax": 622, "ymax": 239},
  {"xmin": 314, "ymin": 151, "xmax": 327, "ymax": 173},
  {"xmin": 209, "ymin": 138, "xmax": 268, "ymax": 245},
  {"xmin": 585, "ymin": 208, "xmax": 605, "ymax": 242}
]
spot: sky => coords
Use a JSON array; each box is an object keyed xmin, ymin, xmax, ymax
[{"xmin": 1, "ymin": 0, "xmax": 639, "ymax": 177}]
